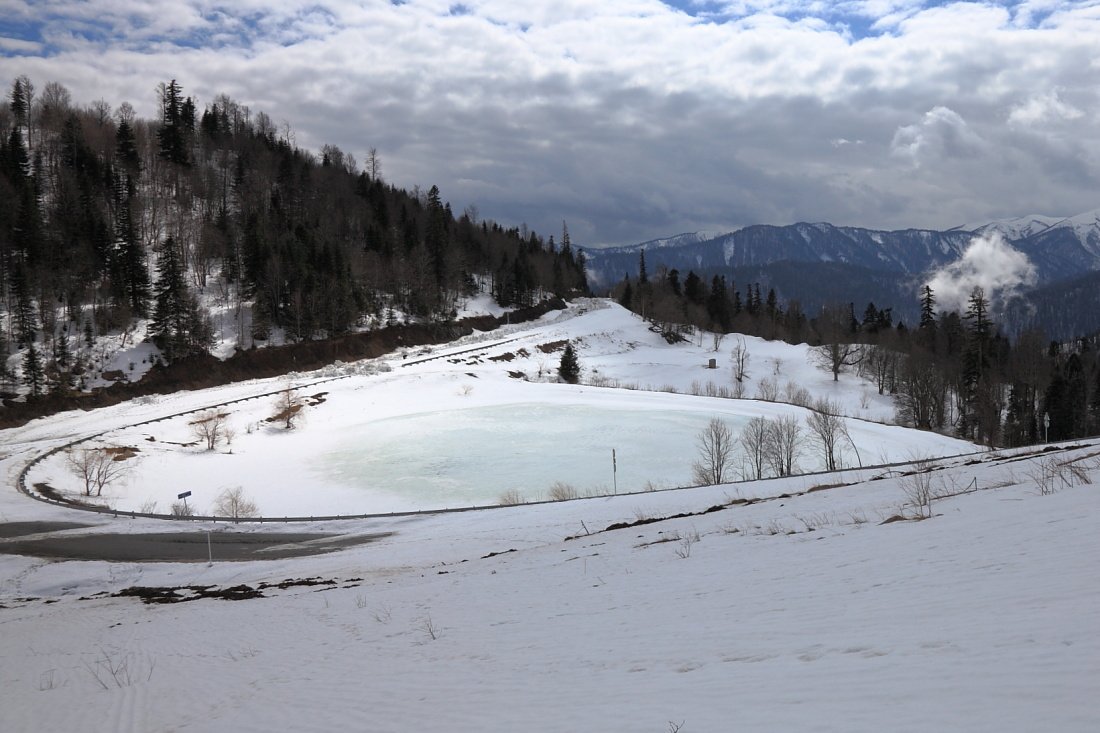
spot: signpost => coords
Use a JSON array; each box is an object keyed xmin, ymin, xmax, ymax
[
  {"xmin": 612, "ymin": 449, "xmax": 617, "ymax": 495},
  {"xmin": 177, "ymin": 491, "xmax": 210, "ymax": 564}
]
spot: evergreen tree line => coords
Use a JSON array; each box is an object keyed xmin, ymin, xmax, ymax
[
  {"xmin": 0, "ymin": 75, "xmax": 587, "ymax": 398},
  {"xmin": 615, "ymin": 254, "xmax": 1100, "ymax": 447}
]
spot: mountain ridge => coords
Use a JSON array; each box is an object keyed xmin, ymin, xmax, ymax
[{"xmin": 582, "ymin": 208, "xmax": 1100, "ymax": 288}]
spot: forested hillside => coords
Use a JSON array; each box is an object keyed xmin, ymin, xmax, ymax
[
  {"xmin": 613, "ymin": 257, "xmax": 1100, "ymax": 447},
  {"xmin": 0, "ymin": 75, "xmax": 587, "ymax": 401}
]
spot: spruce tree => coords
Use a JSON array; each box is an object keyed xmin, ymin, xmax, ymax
[
  {"xmin": 115, "ymin": 118, "xmax": 141, "ymax": 173},
  {"xmin": 150, "ymin": 237, "xmax": 208, "ymax": 361},
  {"xmin": 157, "ymin": 80, "xmax": 190, "ymax": 166},
  {"xmin": 618, "ymin": 278, "xmax": 633, "ymax": 309},
  {"xmin": 22, "ymin": 342, "xmax": 44, "ymax": 398},
  {"xmin": 558, "ymin": 341, "xmax": 581, "ymax": 384},
  {"xmin": 113, "ymin": 173, "xmax": 150, "ymax": 315}
]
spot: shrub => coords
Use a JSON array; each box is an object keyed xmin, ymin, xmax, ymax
[{"xmin": 547, "ymin": 482, "xmax": 580, "ymax": 501}]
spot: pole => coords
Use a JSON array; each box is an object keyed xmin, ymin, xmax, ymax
[
  {"xmin": 206, "ymin": 531, "xmax": 212, "ymax": 566},
  {"xmin": 612, "ymin": 448, "xmax": 617, "ymax": 494}
]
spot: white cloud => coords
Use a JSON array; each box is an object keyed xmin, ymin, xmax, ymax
[
  {"xmin": 890, "ymin": 106, "xmax": 986, "ymax": 167},
  {"xmin": 927, "ymin": 232, "xmax": 1038, "ymax": 313},
  {"xmin": 1009, "ymin": 89, "xmax": 1085, "ymax": 126}
]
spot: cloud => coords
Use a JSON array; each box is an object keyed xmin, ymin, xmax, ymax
[
  {"xmin": 890, "ymin": 106, "xmax": 986, "ymax": 167},
  {"xmin": 1, "ymin": 1, "xmax": 1099, "ymax": 245},
  {"xmin": 926, "ymin": 232, "xmax": 1038, "ymax": 313},
  {"xmin": 1008, "ymin": 89, "xmax": 1084, "ymax": 127}
]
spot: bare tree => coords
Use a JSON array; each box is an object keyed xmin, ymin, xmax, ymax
[
  {"xmin": 711, "ymin": 331, "xmax": 726, "ymax": 352},
  {"xmin": 811, "ymin": 341, "xmax": 864, "ymax": 382},
  {"xmin": 692, "ymin": 417, "xmax": 736, "ymax": 485},
  {"xmin": 730, "ymin": 337, "xmax": 750, "ymax": 384},
  {"xmin": 366, "ymin": 147, "xmax": 381, "ymax": 181},
  {"xmin": 190, "ymin": 409, "xmax": 231, "ymax": 450},
  {"xmin": 899, "ymin": 459, "xmax": 937, "ymax": 519},
  {"xmin": 739, "ymin": 416, "xmax": 769, "ymax": 480},
  {"xmin": 894, "ymin": 350, "xmax": 946, "ymax": 429},
  {"xmin": 812, "ymin": 304, "xmax": 864, "ymax": 381},
  {"xmin": 271, "ymin": 386, "xmax": 306, "ymax": 429},
  {"xmin": 860, "ymin": 344, "xmax": 898, "ymax": 396},
  {"xmin": 213, "ymin": 487, "xmax": 259, "ymax": 520},
  {"xmin": 755, "ymin": 376, "xmax": 778, "ymax": 401},
  {"xmin": 170, "ymin": 500, "xmax": 193, "ymax": 518},
  {"xmin": 805, "ymin": 398, "xmax": 846, "ymax": 472},
  {"xmin": 66, "ymin": 448, "xmax": 127, "ymax": 497},
  {"xmin": 764, "ymin": 416, "xmax": 802, "ymax": 477}
]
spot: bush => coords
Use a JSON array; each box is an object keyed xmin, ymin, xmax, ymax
[
  {"xmin": 547, "ymin": 482, "xmax": 580, "ymax": 501},
  {"xmin": 498, "ymin": 488, "xmax": 523, "ymax": 505},
  {"xmin": 212, "ymin": 486, "xmax": 259, "ymax": 520}
]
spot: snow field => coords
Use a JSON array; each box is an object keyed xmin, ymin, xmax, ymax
[
  {"xmin": 23, "ymin": 302, "xmax": 973, "ymax": 516},
  {"xmin": 1, "ymin": 299, "xmax": 1096, "ymax": 731}
]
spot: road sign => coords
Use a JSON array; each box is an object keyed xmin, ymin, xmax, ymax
[{"xmin": 177, "ymin": 491, "xmax": 192, "ymax": 499}]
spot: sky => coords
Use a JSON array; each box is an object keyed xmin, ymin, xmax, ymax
[{"xmin": 1, "ymin": 1, "xmax": 1099, "ymax": 246}]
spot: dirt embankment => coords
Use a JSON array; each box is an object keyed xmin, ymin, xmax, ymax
[{"xmin": 1, "ymin": 299, "xmax": 565, "ymax": 429}]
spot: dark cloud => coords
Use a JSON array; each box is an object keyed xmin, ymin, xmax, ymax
[{"xmin": 1, "ymin": 0, "xmax": 1098, "ymax": 245}]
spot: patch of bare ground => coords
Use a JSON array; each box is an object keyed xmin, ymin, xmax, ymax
[
  {"xmin": 109, "ymin": 576, "xmax": 343, "ymax": 604},
  {"xmin": 103, "ymin": 446, "xmax": 140, "ymax": 461},
  {"xmin": 537, "ymin": 339, "xmax": 568, "ymax": 353}
]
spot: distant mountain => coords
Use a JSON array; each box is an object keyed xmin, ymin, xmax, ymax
[
  {"xmin": 583, "ymin": 210, "xmax": 1100, "ymax": 288},
  {"xmin": 1003, "ymin": 269, "xmax": 1100, "ymax": 342},
  {"xmin": 582, "ymin": 209, "xmax": 1100, "ymax": 335}
]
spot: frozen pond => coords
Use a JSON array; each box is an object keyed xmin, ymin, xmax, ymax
[{"xmin": 312, "ymin": 403, "xmax": 755, "ymax": 506}]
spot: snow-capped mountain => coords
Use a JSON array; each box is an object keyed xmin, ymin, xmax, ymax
[{"xmin": 582, "ymin": 209, "xmax": 1100, "ymax": 288}]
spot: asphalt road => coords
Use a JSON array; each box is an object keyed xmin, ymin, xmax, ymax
[{"xmin": 0, "ymin": 524, "xmax": 390, "ymax": 562}]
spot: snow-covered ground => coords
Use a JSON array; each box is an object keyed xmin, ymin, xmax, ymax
[
  {"xmin": 21, "ymin": 301, "xmax": 973, "ymax": 516},
  {"xmin": 1, "ymin": 300, "xmax": 1096, "ymax": 732}
]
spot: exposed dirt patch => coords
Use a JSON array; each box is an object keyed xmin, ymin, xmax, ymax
[
  {"xmin": 489, "ymin": 352, "xmax": 516, "ymax": 362},
  {"xmin": 304, "ymin": 391, "xmax": 328, "ymax": 406},
  {"xmin": 259, "ymin": 577, "xmax": 338, "ymax": 590},
  {"xmin": 32, "ymin": 482, "xmax": 99, "ymax": 507},
  {"xmin": 111, "ymin": 576, "xmax": 346, "ymax": 604},
  {"xmin": 113, "ymin": 584, "xmax": 265, "ymax": 604},
  {"xmin": 481, "ymin": 548, "xmax": 517, "ymax": 559},
  {"xmin": 568, "ymin": 504, "xmax": 727, "ymax": 540},
  {"xmin": 537, "ymin": 340, "xmax": 568, "ymax": 354},
  {"xmin": 103, "ymin": 445, "xmax": 140, "ymax": 461}
]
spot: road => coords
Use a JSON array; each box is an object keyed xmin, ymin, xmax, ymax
[{"xmin": 0, "ymin": 523, "xmax": 390, "ymax": 562}]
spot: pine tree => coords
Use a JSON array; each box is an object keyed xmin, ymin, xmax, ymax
[
  {"xmin": 10, "ymin": 77, "xmax": 27, "ymax": 125},
  {"xmin": 618, "ymin": 277, "xmax": 633, "ymax": 309},
  {"xmin": 424, "ymin": 184, "xmax": 448, "ymax": 287},
  {"xmin": 150, "ymin": 237, "xmax": 208, "ymax": 361},
  {"xmin": 638, "ymin": 250, "xmax": 648, "ymax": 284},
  {"xmin": 113, "ymin": 172, "xmax": 150, "ymax": 315},
  {"xmin": 115, "ymin": 118, "xmax": 141, "ymax": 173},
  {"xmin": 22, "ymin": 342, "xmax": 45, "ymax": 398},
  {"xmin": 558, "ymin": 341, "xmax": 581, "ymax": 384},
  {"xmin": 960, "ymin": 287, "xmax": 994, "ymax": 440},
  {"xmin": 683, "ymin": 271, "xmax": 704, "ymax": 305},
  {"xmin": 157, "ymin": 80, "xmax": 190, "ymax": 166},
  {"xmin": 918, "ymin": 285, "xmax": 937, "ymax": 350}
]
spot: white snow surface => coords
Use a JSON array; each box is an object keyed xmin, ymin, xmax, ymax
[{"xmin": 1, "ymin": 300, "xmax": 1097, "ymax": 732}]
